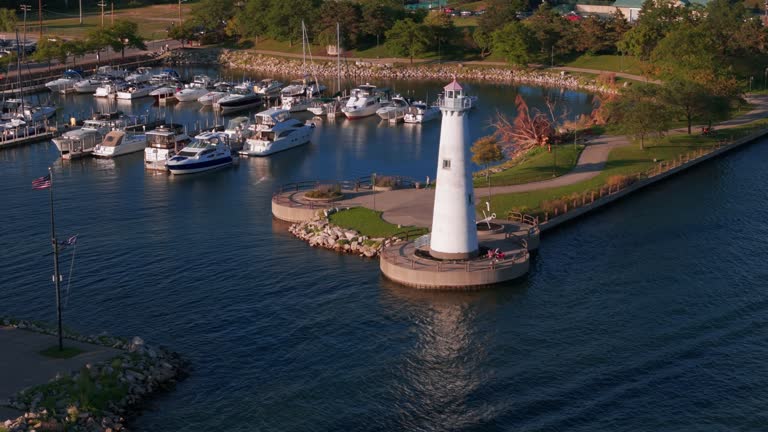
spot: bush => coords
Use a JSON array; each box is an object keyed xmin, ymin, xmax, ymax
[
  {"xmin": 541, "ymin": 198, "xmax": 567, "ymax": 214},
  {"xmin": 305, "ymin": 184, "xmax": 342, "ymax": 199}
]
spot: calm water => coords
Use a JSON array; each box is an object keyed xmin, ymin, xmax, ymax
[{"xmin": 3, "ymin": 69, "xmax": 768, "ymax": 431}]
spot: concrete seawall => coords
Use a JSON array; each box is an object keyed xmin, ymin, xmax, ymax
[{"xmin": 540, "ymin": 128, "xmax": 768, "ymax": 233}]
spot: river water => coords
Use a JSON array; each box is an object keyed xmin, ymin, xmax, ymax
[{"xmin": 2, "ymin": 67, "xmax": 767, "ymax": 431}]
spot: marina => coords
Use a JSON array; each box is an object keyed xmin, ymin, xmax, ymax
[{"xmin": 3, "ymin": 65, "xmax": 767, "ymax": 431}]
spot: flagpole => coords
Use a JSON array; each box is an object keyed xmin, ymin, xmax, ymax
[{"xmin": 48, "ymin": 167, "xmax": 63, "ymax": 351}]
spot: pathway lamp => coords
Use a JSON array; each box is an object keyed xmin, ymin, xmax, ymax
[{"xmin": 749, "ymin": 76, "xmax": 754, "ymax": 92}]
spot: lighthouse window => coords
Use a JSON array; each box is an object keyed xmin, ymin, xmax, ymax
[
  {"xmin": 468, "ymin": 193, "xmax": 473, "ymax": 204},
  {"xmin": 442, "ymin": 159, "xmax": 451, "ymax": 169}
]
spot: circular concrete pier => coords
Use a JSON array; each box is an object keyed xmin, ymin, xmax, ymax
[{"xmin": 380, "ymin": 222, "xmax": 531, "ymax": 290}]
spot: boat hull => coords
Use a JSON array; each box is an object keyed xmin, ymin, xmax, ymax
[
  {"xmin": 92, "ymin": 136, "xmax": 148, "ymax": 158},
  {"xmin": 167, "ymin": 156, "xmax": 233, "ymax": 175},
  {"xmin": 240, "ymin": 129, "xmax": 312, "ymax": 157}
]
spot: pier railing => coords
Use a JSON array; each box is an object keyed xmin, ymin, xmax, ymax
[
  {"xmin": 381, "ymin": 241, "xmax": 528, "ymax": 273},
  {"xmin": 538, "ymin": 125, "xmax": 768, "ymax": 227}
]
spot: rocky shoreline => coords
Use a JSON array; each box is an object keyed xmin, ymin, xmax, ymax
[
  {"xmin": 1, "ymin": 318, "xmax": 188, "ymax": 432},
  {"xmin": 164, "ymin": 48, "xmax": 618, "ymax": 94},
  {"xmin": 289, "ymin": 218, "xmax": 406, "ymax": 258}
]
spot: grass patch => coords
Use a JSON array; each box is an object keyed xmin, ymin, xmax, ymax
[
  {"xmin": 489, "ymin": 120, "xmax": 768, "ymax": 216},
  {"xmin": 329, "ymin": 207, "xmax": 428, "ymax": 238},
  {"xmin": 42, "ymin": 4, "xmax": 192, "ymax": 40},
  {"xmin": 565, "ymin": 54, "xmax": 646, "ymax": 76},
  {"xmin": 17, "ymin": 360, "xmax": 128, "ymax": 415},
  {"xmin": 40, "ymin": 346, "xmax": 85, "ymax": 359},
  {"xmin": 475, "ymin": 144, "xmax": 584, "ymax": 187}
]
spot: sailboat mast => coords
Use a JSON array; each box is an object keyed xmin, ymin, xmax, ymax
[
  {"xmin": 15, "ymin": 30, "xmax": 24, "ymax": 116},
  {"xmin": 336, "ymin": 22, "xmax": 340, "ymax": 95},
  {"xmin": 302, "ymin": 21, "xmax": 306, "ymax": 70}
]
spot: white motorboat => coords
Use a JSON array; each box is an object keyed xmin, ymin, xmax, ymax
[
  {"xmin": 376, "ymin": 94, "xmax": 411, "ymax": 123},
  {"xmin": 403, "ymin": 101, "xmax": 441, "ymax": 124},
  {"xmin": 307, "ymin": 97, "xmax": 345, "ymax": 117},
  {"xmin": 224, "ymin": 116, "xmax": 254, "ymax": 147},
  {"xmin": 342, "ymin": 84, "xmax": 390, "ymax": 119},
  {"xmin": 1, "ymin": 119, "xmax": 44, "ymax": 139},
  {"xmin": 166, "ymin": 131, "xmax": 233, "ymax": 175},
  {"xmin": 198, "ymin": 90, "xmax": 228, "ymax": 106},
  {"xmin": 23, "ymin": 105, "xmax": 57, "ymax": 122},
  {"xmin": 94, "ymin": 81, "xmax": 126, "ymax": 98},
  {"xmin": 116, "ymin": 83, "xmax": 158, "ymax": 100},
  {"xmin": 95, "ymin": 65, "xmax": 128, "ymax": 79},
  {"xmin": 144, "ymin": 123, "xmax": 191, "ymax": 171},
  {"xmin": 125, "ymin": 67, "xmax": 152, "ymax": 83},
  {"xmin": 216, "ymin": 82, "xmax": 263, "ymax": 114},
  {"xmin": 53, "ymin": 111, "xmax": 128, "ymax": 159},
  {"xmin": 74, "ymin": 77, "xmax": 112, "ymax": 94},
  {"xmin": 253, "ymin": 79, "xmax": 283, "ymax": 97},
  {"xmin": 175, "ymin": 75, "xmax": 213, "ymax": 102},
  {"xmin": 45, "ymin": 69, "xmax": 84, "ymax": 93},
  {"xmin": 150, "ymin": 85, "xmax": 179, "ymax": 104},
  {"xmin": 92, "ymin": 129, "xmax": 148, "ymax": 158},
  {"xmin": 240, "ymin": 108, "xmax": 314, "ymax": 157},
  {"xmin": 150, "ymin": 69, "xmax": 181, "ymax": 85},
  {"xmin": 280, "ymin": 77, "xmax": 325, "ymax": 112}
]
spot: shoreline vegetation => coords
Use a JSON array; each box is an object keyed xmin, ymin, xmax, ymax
[{"xmin": 1, "ymin": 317, "xmax": 188, "ymax": 432}]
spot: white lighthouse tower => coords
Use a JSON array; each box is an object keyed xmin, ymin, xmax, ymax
[{"xmin": 429, "ymin": 79, "xmax": 478, "ymax": 260}]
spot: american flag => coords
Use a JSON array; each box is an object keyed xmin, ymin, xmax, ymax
[
  {"xmin": 60, "ymin": 235, "xmax": 78, "ymax": 248},
  {"xmin": 31, "ymin": 174, "xmax": 51, "ymax": 190}
]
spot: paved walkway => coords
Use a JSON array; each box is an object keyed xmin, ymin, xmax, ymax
[
  {"xmin": 337, "ymin": 94, "xmax": 768, "ymax": 228},
  {"xmin": 0, "ymin": 327, "xmax": 121, "ymax": 421}
]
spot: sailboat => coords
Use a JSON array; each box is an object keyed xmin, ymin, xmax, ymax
[{"xmin": 281, "ymin": 21, "xmax": 326, "ymax": 113}]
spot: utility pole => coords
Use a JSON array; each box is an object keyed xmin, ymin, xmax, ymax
[
  {"xmin": 98, "ymin": 1, "xmax": 106, "ymax": 27},
  {"xmin": 178, "ymin": 0, "xmax": 183, "ymax": 23},
  {"xmin": 79, "ymin": 0, "xmax": 82, "ymax": 24},
  {"xmin": 48, "ymin": 168, "xmax": 64, "ymax": 352},
  {"xmin": 111, "ymin": 1, "xmax": 114, "ymax": 25},
  {"xmin": 20, "ymin": 5, "xmax": 31, "ymax": 64},
  {"xmin": 38, "ymin": 0, "xmax": 42, "ymax": 40}
]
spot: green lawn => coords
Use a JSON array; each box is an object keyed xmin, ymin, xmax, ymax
[
  {"xmin": 474, "ymin": 144, "xmax": 584, "ymax": 188},
  {"xmin": 329, "ymin": 207, "xmax": 427, "ymax": 238},
  {"xmin": 565, "ymin": 54, "xmax": 647, "ymax": 76},
  {"xmin": 40, "ymin": 346, "xmax": 85, "ymax": 359},
  {"xmin": 489, "ymin": 121, "xmax": 768, "ymax": 216}
]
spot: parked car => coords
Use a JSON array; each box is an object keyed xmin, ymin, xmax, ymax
[{"xmin": 460, "ymin": 10, "xmax": 472, "ymax": 16}]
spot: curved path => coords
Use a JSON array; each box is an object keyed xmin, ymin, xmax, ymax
[{"xmin": 338, "ymin": 94, "xmax": 768, "ymax": 228}]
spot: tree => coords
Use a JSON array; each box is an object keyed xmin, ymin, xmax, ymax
[
  {"xmin": 0, "ymin": 8, "xmax": 17, "ymax": 32},
  {"xmin": 660, "ymin": 77, "xmax": 735, "ymax": 133},
  {"xmin": 493, "ymin": 95, "xmax": 554, "ymax": 154},
  {"xmin": 704, "ymin": 0, "xmax": 748, "ymax": 56},
  {"xmin": 473, "ymin": 28, "xmax": 493, "ymax": 58},
  {"xmin": 651, "ymin": 23, "xmax": 717, "ymax": 78},
  {"xmin": 264, "ymin": 0, "xmax": 319, "ymax": 47},
  {"xmin": 492, "ymin": 22, "xmax": 537, "ymax": 65},
  {"xmin": 190, "ymin": 0, "xmax": 235, "ymax": 40},
  {"xmin": 31, "ymin": 38, "xmax": 64, "ymax": 71},
  {"xmin": 574, "ymin": 16, "xmax": 614, "ymax": 55},
  {"xmin": 479, "ymin": 0, "xmax": 522, "ymax": 35},
  {"xmin": 424, "ymin": 11, "xmax": 456, "ymax": 52},
  {"xmin": 168, "ymin": 20, "xmax": 199, "ymax": 47},
  {"xmin": 232, "ymin": 0, "xmax": 272, "ymax": 41},
  {"xmin": 63, "ymin": 39, "xmax": 88, "ymax": 67},
  {"xmin": 360, "ymin": 0, "xmax": 403, "ymax": 47},
  {"xmin": 384, "ymin": 18, "xmax": 430, "ymax": 64},
  {"xmin": 472, "ymin": 135, "xmax": 504, "ymax": 182},
  {"xmin": 316, "ymin": 0, "xmax": 362, "ymax": 49},
  {"xmin": 524, "ymin": 2, "xmax": 573, "ymax": 60},
  {"xmin": 608, "ymin": 87, "xmax": 671, "ymax": 149},
  {"xmin": 617, "ymin": 0, "xmax": 690, "ymax": 59},
  {"xmin": 85, "ymin": 27, "xmax": 112, "ymax": 65},
  {"xmin": 106, "ymin": 21, "xmax": 146, "ymax": 59}
]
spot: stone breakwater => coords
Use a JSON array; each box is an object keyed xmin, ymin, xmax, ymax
[
  {"xmin": 165, "ymin": 48, "xmax": 617, "ymax": 94},
  {"xmin": 289, "ymin": 218, "xmax": 405, "ymax": 258},
  {"xmin": 1, "ymin": 318, "xmax": 188, "ymax": 432}
]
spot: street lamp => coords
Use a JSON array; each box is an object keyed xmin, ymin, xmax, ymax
[{"xmin": 749, "ymin": 76, "xmax": 754, "ymax": 93}]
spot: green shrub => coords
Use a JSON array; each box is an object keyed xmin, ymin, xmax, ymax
[{"xmin": 305, "ymin": 184, "xmax": 342, "ymax": 199}]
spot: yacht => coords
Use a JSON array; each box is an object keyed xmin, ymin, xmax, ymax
[
  {"xmin": 92, "ymin": 129, "xmax": 148, "ymax": 158},
  {"xmin": 253, "ymin": 79, "xmax": 283, "ymax": 97},
  {"xmin": 144, "ymin": 123, "xmax": 191, "ymax": 171},
  {"xmin": 95, "ymin": 65, "xmax": 128, "ymax": 79},
  {"xmin": 45, "ymin": 69, "xmax": 83, "ymax": 93},
  {"xmin": 342, "ymin": 84, "xmax": 390, "ymax": 119},
  {"xmin": 125, "ymin": 67, "xmax": 152, "ymax": 83},
  {"xmin": 166, "ymin": 131, "xmax": 234, "ymax": 175},
  {"xmin": 216, "ymin": 82, "xmax": 263, "ymax": 114},
  {"xmin": 403, "ymin": 101, "xmax": 441, "ymax": 124},
  {"xmin": 376, "ymin": 95, "xmax": 410, "ymax": 123},
  {"xmin": 150, "ymin": 86, "xmax": 180, "ymax": 104},
  {"xmin": 116, "ymin": 83, "xmax": 158, "ymax": 100},
  {"xmin": 175, "ymin": 75, "xmax": 213, "ymax": 102},
  {"xmin": 198, "ymin": 82, "xmax": 232, "ymax": 106},
  {"xmin": 240, "ymin": 108, "xmax": 314, "ymax": 157}
]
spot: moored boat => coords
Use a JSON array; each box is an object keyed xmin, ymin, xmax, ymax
[
  {"xmin": 166, "ymin": 131, "xmax": 234, "ymax": 175},
  {"xmin": 144, "ymin": 123, "xmax": 191, "ymax": 171},
  {"xmin": 92, "ymin": 129, "xmax": 148, "ymax": 158},
  {"xmin": 403, "ymin": 101, "xmax": 441, "ymax": 124},
  {"xmin": 45, "ymin": 69, "xmax": 83, "ymax": 93},
  {"xmin": 116, "ymin": 83, "xmax": 158, "ymax": 100},
  {"xmin": 376, "ymin": 95, "xmax": 410, "ymax": 123},
  {"xmin": 342, "ymin": 84, "xmax": 390, "ymax": 119},
  {"xmin": 175, "ymin": 75, "xmax": 213, "ymax": 102},
  {"xmin": 240, "ymin": 108, "xmax": 314, "ymax": 157},
  {"xmin": 216, "ymin": 82, "xmax": 263, "ymax": 114}
]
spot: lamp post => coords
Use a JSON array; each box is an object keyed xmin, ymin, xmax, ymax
[
  {"xmin": 749, "ymin": 76, "xmax": 754, "ymax": 93},
  {"xmin": 97, "ymin": 1, "xmax": 106, "ymax": 27},
  {"xmin": 764, "ymin": 67, "xmax": 767, "ymax": 90}
]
